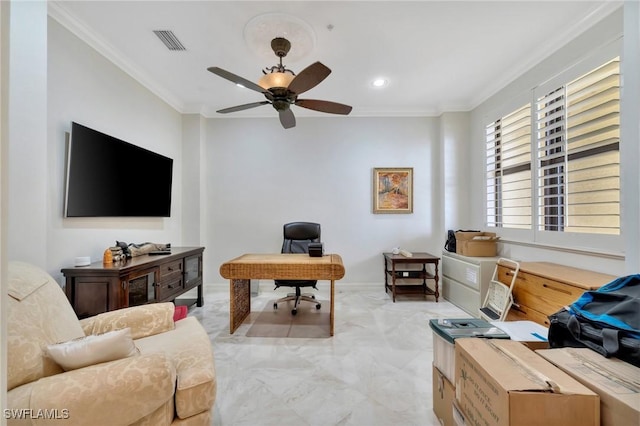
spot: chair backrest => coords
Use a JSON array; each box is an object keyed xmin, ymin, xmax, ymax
[
  {"xmin": 281, "ymin": 222, "xmax": 321, "ymax": 254},
  {"xmin": 7, "ymin": 261, "xmax": 86, "ymax": 390}
]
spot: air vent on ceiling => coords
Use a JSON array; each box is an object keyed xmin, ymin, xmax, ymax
[{"xmin": 153, "ymin": 30, "xmax": 186, "ymax": 51}]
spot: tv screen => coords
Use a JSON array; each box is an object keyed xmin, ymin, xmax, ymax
[{"xmin": 65, "ymin": 122, "xmax": 173, "ymax": 217}]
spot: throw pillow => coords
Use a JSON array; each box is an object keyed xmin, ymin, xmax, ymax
[{"xmin": 46, "ymin": 327, "xmax": 139, "ymax": 371}]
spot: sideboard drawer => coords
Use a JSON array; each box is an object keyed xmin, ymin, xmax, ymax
[
  {"xmin": 507, "ymin": 303, "xmax": 552, "ymax": 327},
  {"xmin": 160, "ymin": 259, "xmax": 183, "ymax": 277},
  {"xmin": 512, "ymin": 272, "xmax": 585, "ymax": 316},
  {"xmin": 498, "ymin": 262, "xmax": 615, "ymax": 327},
  {"xmin": 158, "ymin": 275, "xmax": 184, "ymax": 301}
]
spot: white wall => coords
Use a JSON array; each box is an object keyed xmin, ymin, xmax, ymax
[
  {"xmin": 204, "ymin": 116, "xmax": 440, "ymax": 284},
  {"xmin": 44, "ymin": 18, "xmax": 184, "ymax": 281},
  {"xmin": 469, "ymin": 8, "xmax": 628, "ymax": 276},
  {"xmin": 440, "ymin": 112, "xmax": 471, "ymax": 231},
  {"xmin": 181, "ymin": 114, "xmax": 205, "ymax": 246},
  {"xmin": 7, "ymin": 0, "xmax": 48, "ymax": 268}
]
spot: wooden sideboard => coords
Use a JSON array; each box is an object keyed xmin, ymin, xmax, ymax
[
  {"xmin": 497, "ymin": 261, "xmax": 616, "ymax": 327},
  {"xmin": 62, "ymin": 246, "xmax": 204, "ymax": 319}
]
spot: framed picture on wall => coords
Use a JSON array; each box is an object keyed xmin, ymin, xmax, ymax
[{"xmin": 372, "ymin": 167, "xmax": 413, "ymax": 214}]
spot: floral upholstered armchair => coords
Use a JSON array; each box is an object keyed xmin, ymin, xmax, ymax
[{"xmin": 6, "ymin": 261, "xmax": 216, "ymax": 425}]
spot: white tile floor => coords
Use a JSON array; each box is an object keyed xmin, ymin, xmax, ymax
[{"xmin": 188, "ymin": 282, "xmax": 468, "ymax": 426}]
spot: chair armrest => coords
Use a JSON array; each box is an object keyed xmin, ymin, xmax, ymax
[
  {"xmin": 7, "ymin": 353, "xmax": 176, "ymax": 425},
  {"xmin": 80, "ymin": 302, "xmax": 175, "ymax": 339}
]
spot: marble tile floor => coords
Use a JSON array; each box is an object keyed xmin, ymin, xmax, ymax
[{"xmin": 187, "ymin": 283, "xmax": 468, "ymax": 426}]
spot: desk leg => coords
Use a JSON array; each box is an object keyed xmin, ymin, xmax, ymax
[
  {"xmin": 330, "ymin": 279, "xmax": 335, "ymax": 336},
  {"xmin": 229, "ymin": 279, "xmax": 251, "ymax": 334}
]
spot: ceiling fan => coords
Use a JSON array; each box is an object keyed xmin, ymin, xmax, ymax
[{"xmin": 207, "ymin": 37, "xmax": 352, "ymax": 129}]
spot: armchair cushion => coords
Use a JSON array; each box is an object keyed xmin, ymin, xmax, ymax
[
  {"xmin": 135, "ymin": 317, "xmax": 217, "ymax": 419},
  {"xmin": 79, "ymin": 302, "xmax": 175, "ymax": 339},
  {"xmin": 46, "ymin": 327, "xmax": 139, "ymax": 371},
  {"xmin": 7, "ymin": 262, "xmax": 85, "ymax": 390},
  {"xmin": 9, "ymin": 353, "xmax": 176, "ymax": 425}
]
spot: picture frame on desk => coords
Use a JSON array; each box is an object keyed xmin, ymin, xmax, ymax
[{"xmin": 372, "ymin": 167, "xmax": 413, "ymax": 214}]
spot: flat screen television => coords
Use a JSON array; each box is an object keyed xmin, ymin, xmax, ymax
[{"xmin": 64, "ymin": 122, "xmax": 173, "ymax": 217}]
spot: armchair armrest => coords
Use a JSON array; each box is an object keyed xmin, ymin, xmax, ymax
[
  {"xmin": 80, "ymin": 302, "xmax": 175, "ymax": 339},
  {"xmin": 7, "ymin": 353, "xmax": 176, "ymax": 425}
]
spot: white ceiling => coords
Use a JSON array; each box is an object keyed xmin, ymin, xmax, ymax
[{"xmin": 49, "ymin": 1, "xmax": 621, "ymax": 119}]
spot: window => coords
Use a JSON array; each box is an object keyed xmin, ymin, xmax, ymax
[
  {"xmin": 486, "ymin": 104, "xmax": 532, "ymax": 229},
  {"xmin": 486, "ymin": 57, "xmax": 620, "ymax": 237}
]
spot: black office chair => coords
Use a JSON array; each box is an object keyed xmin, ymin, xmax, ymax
[{"xmin": 273, "ymin": 222, "xmax": 322, "ymax": 315}]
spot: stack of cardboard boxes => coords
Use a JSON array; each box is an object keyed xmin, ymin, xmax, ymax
[{"xmin": 432, "ymin": 329, "xmax": 640, "ymax": 425}]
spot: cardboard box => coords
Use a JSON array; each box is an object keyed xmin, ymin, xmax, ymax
[
  {"xmin": 429, "ymin": 318, "xmax": 509, "ymax": 383},
  {"xmin": 537, "ymin": 348, "xmax": 640, "ymax": 426},
  {"xmin": 455, "ymin": 338, "xmax": 599, "ymax": 426},
  {"xmin": 455, "ymin": 232, "xmax": 499, "ymax": 257},
  {"xmin": 452, "ymin": 399, "xmax": 467, "ymax": 426},
  {"xmin": 433, "ymin": 364, "xmax": 456, "ymax": 426}
]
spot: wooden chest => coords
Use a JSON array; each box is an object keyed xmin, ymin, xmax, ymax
[{"xmin": 497, "ymin": 262, "xmax": 616, "ymax": 327}]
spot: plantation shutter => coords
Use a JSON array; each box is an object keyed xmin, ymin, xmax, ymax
[
  {"xmin": 486, "ymin": 104, "xmax": 532, "ymax": 229},
  {"xmin": 536, "ymin": 58, "xmax": 620, "ymax": 234}
]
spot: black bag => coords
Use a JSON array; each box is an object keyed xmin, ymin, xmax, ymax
[
  {"xmin": 444, "ymin": 229, "xmax": 480, "ymax": 253},
  {"xmin": 548, "ymin": 274, "xmax": 640, "ymax": 367},
  {"xmin": 444, "ymin": 230, "xmax": 456, "ymax": 252}
]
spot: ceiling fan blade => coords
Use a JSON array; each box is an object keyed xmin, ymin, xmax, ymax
[
  {"xmin": 287, "ymin": 62, "xmax": 331, "ymax": 95},
  {"xmin": 207, "ymin": 67, "xmax": 265, "ymax": 94},
  {"xmin": 279, "ymin": 108, "xmax": 296, "ymax": 129},
  {"xmin": 217, "ymin": 101, "xmax": 270, "ymax": 114},
  {"xmin": 295, "ymin": 99, "xmax": 353, "ymax": 115}
]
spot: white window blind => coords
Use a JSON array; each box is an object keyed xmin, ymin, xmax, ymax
[
  {"xmin": 536, "ymin": 57, "xmax": 620, "ymax": 234},
  {"xmin": 486, "ymin": 104, "xmax": 532, "ymax": 229}
]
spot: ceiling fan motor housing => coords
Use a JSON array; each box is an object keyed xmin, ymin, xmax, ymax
[{"xmin": 271, "ymin": 37, "xmax": 291, "ymax": 57}]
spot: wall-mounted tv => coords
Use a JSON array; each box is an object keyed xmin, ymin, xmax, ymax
[{"xmin": 64, "ymin": 122, "xmax": 173, "ymax": 217}]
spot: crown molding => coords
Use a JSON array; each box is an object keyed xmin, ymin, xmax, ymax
[
  {"xmin": 468, "ymin": 0, "xmax": 623, "ymax": 111},
  {"xmin": 48, "ymin": 1, "xmax": 186, "ymax": 113}
]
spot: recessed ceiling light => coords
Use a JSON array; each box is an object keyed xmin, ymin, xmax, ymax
[{"xmin": 372, "ymin": 78, "xmax": 388, "ymax": 88}]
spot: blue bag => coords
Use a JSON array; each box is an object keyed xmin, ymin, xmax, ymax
[{"xmin": 548, "ymin": 274, "xmax": 640, "ymax": 366}]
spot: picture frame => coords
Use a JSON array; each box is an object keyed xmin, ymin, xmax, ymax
[{"xmin": 372, "ymin": 167, "xmax": 413, "ymax": 214}]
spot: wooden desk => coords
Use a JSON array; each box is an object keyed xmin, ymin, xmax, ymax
[
  {"xmin": 383, "ymin": 252, "xmax": 440, "ymax": 302},
  {"xmin": 219, "ymin": 253, "xmax": 345, "ymax": 335}
]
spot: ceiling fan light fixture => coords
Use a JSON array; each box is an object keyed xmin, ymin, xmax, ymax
[{"xmin": 258, "ymin": 71, "xmax": 295, "ymax": 90}]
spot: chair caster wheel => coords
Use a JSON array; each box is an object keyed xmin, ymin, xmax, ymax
[
  {"xmin": 273, "ymin": 303, "xmax": 278, "ymax": 310},
  {"xmin": 291, "ymin": 309, "xmax": 297, "ymax": 315},
  {"xmin": 316, "ymin": 303, "xmax": 321, "ymax": 310},
  {"xmin": 311, "ymin": 295, "xmax": 316, "ymax": 299}
]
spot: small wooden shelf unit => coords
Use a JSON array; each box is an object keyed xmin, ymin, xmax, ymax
[{"xmin": 383, "ymin": 252, "xmax": 440, "ymax": 302}]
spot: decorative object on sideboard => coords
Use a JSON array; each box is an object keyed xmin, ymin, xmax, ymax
[
  {"xmin": 102, "ymin": 248, "xmax": 113, "ymax": 264},
  {"xmin": 115, "ymin": 241, "xmax": 171, "ymax": 258},
  {"xmin": 74, "ymin": 256, "xmax": 91, "ymax": 267}
]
